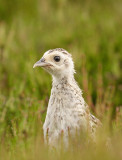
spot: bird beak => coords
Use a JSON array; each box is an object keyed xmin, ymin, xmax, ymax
[{"xmin": 33, "ymin": 58, "xmax": 49, "ymax": 68}]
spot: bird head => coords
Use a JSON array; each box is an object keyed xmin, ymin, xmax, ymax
[{"xmin": 33, "ymin": 48, "xmax": 75, "ymax": 79}]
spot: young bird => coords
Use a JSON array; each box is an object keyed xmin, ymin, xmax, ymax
[{"xmin": 33, "ymin": 48, "xmax": 101, "ymax": 148}]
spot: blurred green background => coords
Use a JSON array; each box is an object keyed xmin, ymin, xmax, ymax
[{"xmin": 0, "ymin": 0, "xmax": 122, "ymax": 159}]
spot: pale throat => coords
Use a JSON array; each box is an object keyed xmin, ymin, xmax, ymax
[{"xmin": 52, "ymin": 72, "xmax": 75, "ymax": 87}]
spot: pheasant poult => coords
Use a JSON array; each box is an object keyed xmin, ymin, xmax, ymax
[{"xmin": 33, "ymin": 48, "xmax": 101, "ymax": 148}]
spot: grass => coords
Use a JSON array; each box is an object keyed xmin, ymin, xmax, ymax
[{"xmin": 0, "ymin": 0, "xmax": 122, "ymax": 159}]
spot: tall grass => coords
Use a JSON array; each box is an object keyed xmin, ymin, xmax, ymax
[{"xmin": 0, "ymin": 0, "xmax": 122, "ymax": 159}]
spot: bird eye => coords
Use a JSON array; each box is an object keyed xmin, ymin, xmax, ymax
[{"xmin": 54, "ymin": 56, "xmax": 60, "ymax": 62}]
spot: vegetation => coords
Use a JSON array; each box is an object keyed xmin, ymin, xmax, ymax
[{"xmin": 0, "ymin": 0, "xmax": 121, "ymax": 159}]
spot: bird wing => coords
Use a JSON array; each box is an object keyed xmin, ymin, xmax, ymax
[{"xmin": 89, "ymin": 114, "xmax": 102, "ymax": 134}]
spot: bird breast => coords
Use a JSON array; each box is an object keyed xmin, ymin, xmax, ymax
[{"xmin": 43, "ymin": 80, "xmax": 88, "ymax": 147}]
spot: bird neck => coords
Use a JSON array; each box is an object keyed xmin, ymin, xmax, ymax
[{"xmin": 52, "ymin": 74, "xmax": 76, "ymax": 87}]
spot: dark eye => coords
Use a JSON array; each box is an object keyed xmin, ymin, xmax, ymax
[{"xmin": 54, "ymin": 56, "xmax": 60, "ymax": 62}]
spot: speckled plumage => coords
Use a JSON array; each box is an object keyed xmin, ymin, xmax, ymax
[{"xmin": 33, "ymin": 48, "xmax": 101, "ymax": 148}]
